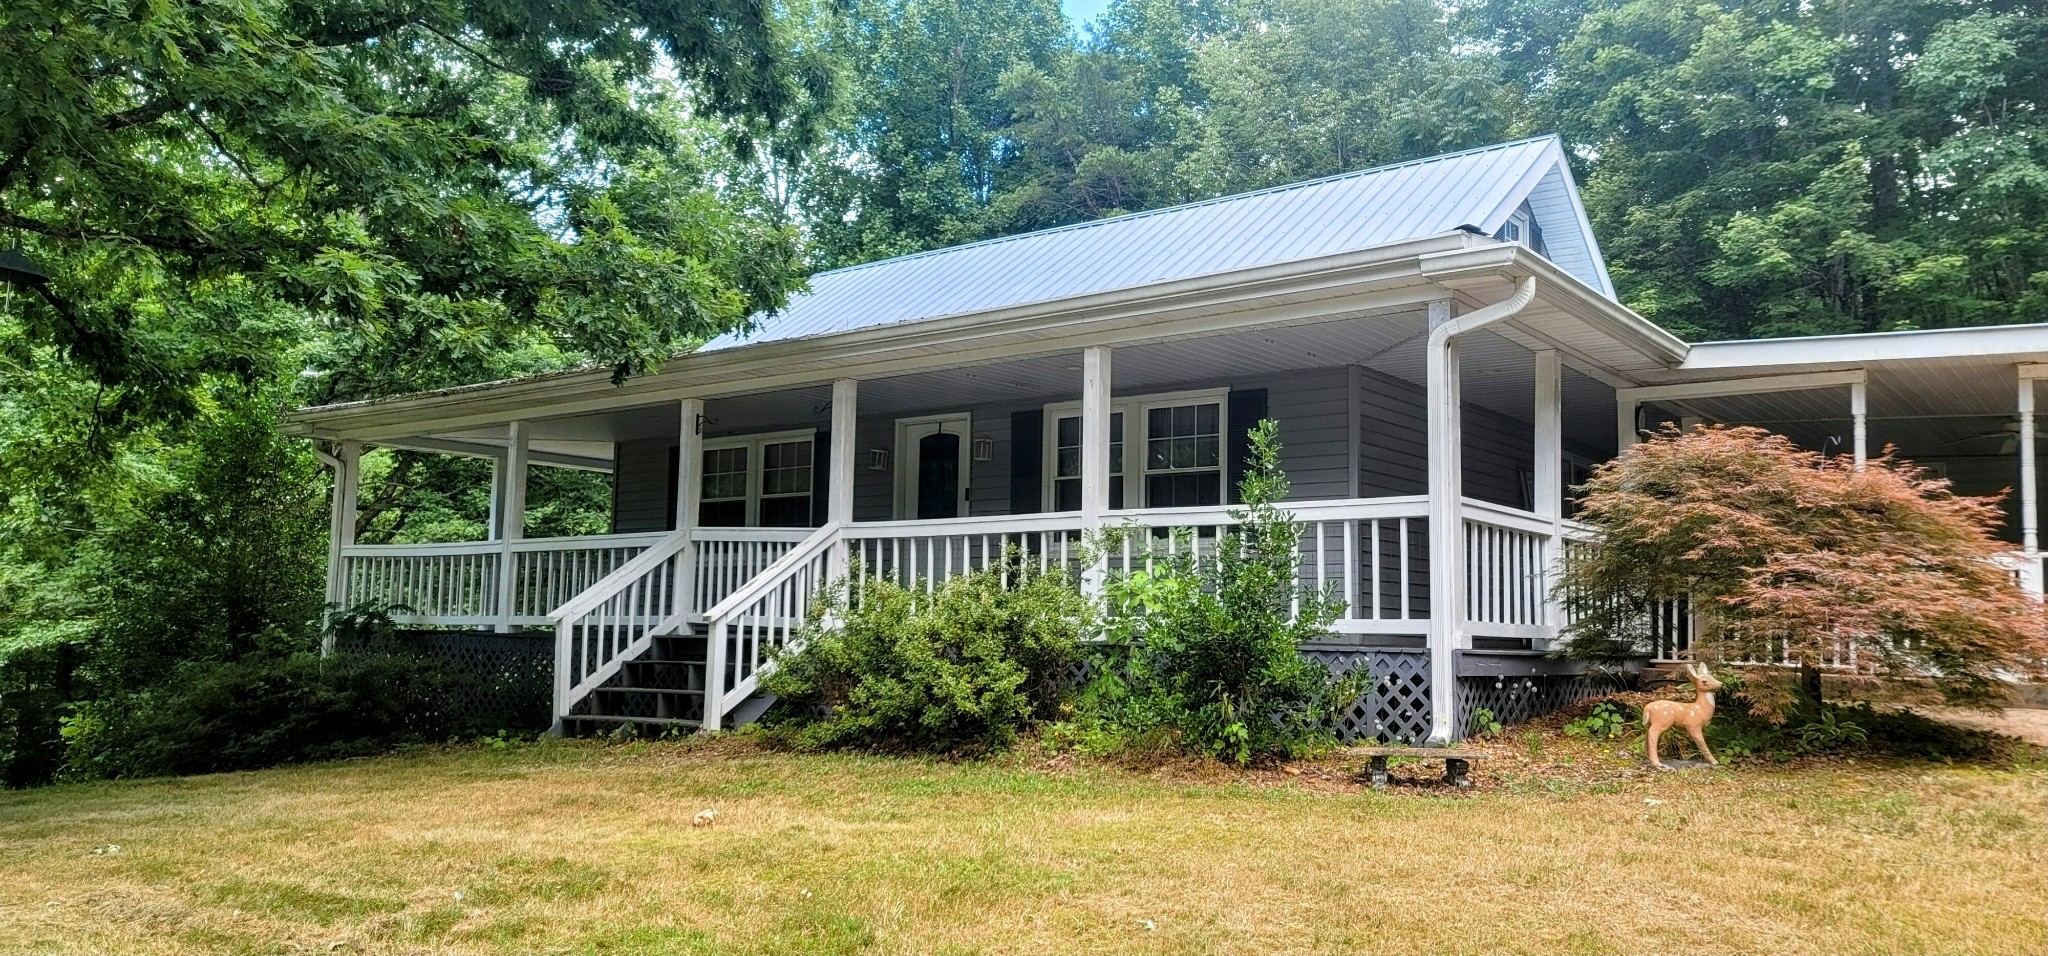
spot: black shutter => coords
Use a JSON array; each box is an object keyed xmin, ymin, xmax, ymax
[
  {"xmin": 1227, "ymin": 388, "xmax": 1268, "ymax": 504},
  {"xmin": 610, "ymin": 442, "xmax": 625, "ymax": 534},
  {"xmin": 665, "ymin": 444, "xmax": 681, "ymax": 531},
  {"xmin": 1010, "ymin": 410, "xmax": 1042, "ymax": 515},
  {"xmin": 811, "ymin": 432, "xmax": 831, "ymax": 526}
]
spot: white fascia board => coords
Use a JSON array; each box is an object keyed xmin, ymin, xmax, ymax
[
  {"xmin": 1617, "ymin": 369, "xmax": 1866, "ymax": 404},
  {"xmin": 1418, "ymin": 243, "xmax": 1690, "ymax": 368},
  {"xmin": 1680, "ymin": 324, "xmax": 2048, "ymax": 372}
]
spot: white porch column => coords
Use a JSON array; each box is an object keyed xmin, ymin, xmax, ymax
[
  {"xmin": 486, "ymin": 455, "xmax": 505, "ymax": 539},
  {"xmin": 494, "ymin": 421, "xmax": 529, "ymax": 632},
  {"xmin": 1424, "ymin": 301, "xmax": 1463, "ymax": 746},
  {"xmin": 1616, "ymin": 397, "xmax": 1639, "ymax": 453},
  {"xmin": 827, "ymin": 380, "xmax": 859, "ymax": 579},
  {"xmin": 322, "ymin": 440, "xmax": 362, "ymax": 654},
  {"xmin": 1850, "ymin": 379, "xmax": 1869, "ymax": 468},
  {"xmin": 1080, "ymin": 346, "xmax": 1114, "ymax": 595},
  {"xmin": 2020, "ymin": 371, "xmax": 2038, "ymax": 558},
  {"xmin": 1533, "ymin": 349, "xmax": 1564, "ymax": 639},
  {"xmin": 675, "ymin": 398, "xmax": 706, "ymax": 615}
]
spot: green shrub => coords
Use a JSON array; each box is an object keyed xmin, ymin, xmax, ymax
[
  {"xmin": 1703, "ymin": 696, "xmax": 2011, "ymax": 763},
  {"xmin": 1563, "ymin": 701, "xmax": 1632, "ymax": 739},
  {"xmin": 1078, "ymin": 421, "xmax": 1366, "ymax": 765},
  {"xmin": 1467, "ymin": 707, "xmax": 1504, "ymax": 739},
  {"xmin": 760, "ymin": 560, "xmax": 1091, "ymax": 753},
  {"xmin": 59, "ymin": 612, "xmax": 464, "ymax": 779}
]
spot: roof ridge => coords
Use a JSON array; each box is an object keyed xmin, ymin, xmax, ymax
[{"xmin": 806, "ymin": 134, "xmax": 1564, "ymax": 280}]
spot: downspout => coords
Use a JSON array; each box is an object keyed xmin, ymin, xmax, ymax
[{"xmin": 1424, "ymin": 276, "xmax": 1538, "ymax": 746}]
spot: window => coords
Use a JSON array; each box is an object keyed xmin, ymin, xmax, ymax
[
  {"xmin": 758, "ymin": 439, "xmax": 814, "ymax": 527},
  {"xmin": 1051, "ymin": 412, "xmax": 1123, "ymax": 511},
  {"xmin": 699, "ymin": 445, "xmax": 750, "ymax": 527},
  {"xmin": 1144, "ymin": 401, "xmax": 1221, "ymax": 507},
  {"xmin": 1043, "ymin": 389, "xmax": 1225, "ymax": 511},
  {"xmin": 696, "ymin": 430, "xmax": 816, "ymax": 528},
  {"xmin": 1497, "ymin": 210, "xmax": 1528, "ymax": 245}
]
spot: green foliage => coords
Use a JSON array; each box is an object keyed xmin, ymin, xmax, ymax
[
  {"xmin": 1546, "ymin": 0, "xmax": 2048, "ymax": 338},
  {"xmin": 1562, "ymin": 701, "xmax": 1632, "ymax": 740},
  {"xmin": 1793, "ymin": 708, "xmax": 1870, "ymax": 753},
  {"xmin": 1468, "ymin": 707, "xmax": 1505, "ymax": 739},
  {"xmin": 1701, "ymin": 691, "xmax": 2018, "ymax": 763},
  {"xmin": 760, "ymin": 560, "xmax": 1091, "ymax": 753},
  {"xmin": 1077, "ymin": 421, "xmax": 1367, "ymax": 765},
  {"xmin": 1559, "ymin": 427, "xmax": 2048, "ymax": 715},
  {"xmin": 59, "ymin": 628, "xmax": 456, "ymax": 780}
]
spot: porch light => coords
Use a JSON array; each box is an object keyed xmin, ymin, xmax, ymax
[
  {"xmin": 867, "ymin": 448, "xmax": 890, "ymax": 472},
  {"xmin": 971, "ymin": 437, "xmax": 994, "ymax": 462}
]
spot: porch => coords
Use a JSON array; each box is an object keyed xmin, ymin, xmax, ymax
[
  {"xmin": 297, "ymin": 247, "xmax": 2048, "ymax": 743},
  {"xmin": 309, "ymin": 255, "xmax": 1652, "ymax": 744}
]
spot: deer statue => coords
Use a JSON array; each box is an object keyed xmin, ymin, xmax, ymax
[{"xmin": 1643, "ymin": 662, "xmax": 1721, "ymax": 770}]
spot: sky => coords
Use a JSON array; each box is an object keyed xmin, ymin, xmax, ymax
[{"xmin": 1062, "ymin": 0, "xmax": 1113, "ymax": 30}]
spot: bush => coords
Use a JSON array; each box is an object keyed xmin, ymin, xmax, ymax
[
  {"xmin": 1560, "ymin": 425, "xmax": 2048, "ymax": 716},
  {"xmin": 58, "ymin": 608, "xmax": 474, "ymax": 779},
  {"xmin": 1563, "ymin": 701, "xmax": 1633, "ymax": 739},
  {"xmin": 760, "ymin": 559, "xmax": 1091, "ymax": 753},
  {"xmin": 1076, "ymin": 421, "xmax": 1366, "ymax": 765}
]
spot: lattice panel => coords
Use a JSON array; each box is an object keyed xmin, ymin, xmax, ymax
[
  {"xmin": 1306, "ymin": 648, "xmax": 1434, "ymax": 744},
  {"xmin": 339, "ymin": 630, "xmax": 552, "ymax": 732},
  {"xmin": 1455, "ymin": 672, "xmax": 1619, "ymax": 735}
]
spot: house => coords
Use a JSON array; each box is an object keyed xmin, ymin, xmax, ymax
[{"xmin": 286, "ymin": 135, "xmax": 2048, "ymax": 744}]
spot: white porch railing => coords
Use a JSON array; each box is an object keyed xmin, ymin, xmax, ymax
[
  {"xmin": 343, "ymin": 496, "xmax": 1592, "ymax": 729},
  {"xmin": 551, "ymin": 531, "xmax": 692, "ymax": 726},
  {"xmin": 842, "ymin": 496, "xmax": 1441, "ymax": 634},
  {"xmin": 1461, "ymin": 498, "xmax": 1560, "ymax": 640},
  {"xmin": 339, "ymin": 532, "xmax": 670, "ymax": 627},
  {"xmin": 702, "ymin": 524, "xmax": 842, "ymax": 727},
  {"xmin": 335, "ymin": 528, "xmax": 809, "ymax": 628}
]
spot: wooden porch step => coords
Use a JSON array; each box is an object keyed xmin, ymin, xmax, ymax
[{"xmin": 592, "ymin": 686, "xmax": 705, "ymax": 696}]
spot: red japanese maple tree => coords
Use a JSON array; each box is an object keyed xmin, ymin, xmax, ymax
[{"xmin": 1558, "ymin": 425, "xmax": 2048, "ymax": 715}]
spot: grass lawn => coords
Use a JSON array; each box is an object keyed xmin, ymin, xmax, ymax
[{"xmin": 1, "ymin": 733, "xmax": 2043, "ymax": 956}]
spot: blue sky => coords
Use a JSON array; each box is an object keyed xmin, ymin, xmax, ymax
[{"xmin": 1062, "ymin": 0, "xmax": 1113, "ymax": 30}]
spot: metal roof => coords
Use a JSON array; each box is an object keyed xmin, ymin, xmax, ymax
[{"xmin": 705, "ymin": 135, "xmax": 1606, "ymax": 352}]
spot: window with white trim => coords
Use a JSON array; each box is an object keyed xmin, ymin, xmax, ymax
[
  {"xmin": 1043, "ymin": 389, "xmax": 1226, "ymax": 511},
  {"xmin": 1143, "ymin": 401, "xmax": 1222, "ymax": 507},
  {"xmin": 697, "ymin": 430, "xmax": 816, "ymax": 528}
]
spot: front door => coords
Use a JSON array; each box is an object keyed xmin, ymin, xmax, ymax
[{"xmin": 896, "ymin": 415, "xmax": 970, "ymax": 519}]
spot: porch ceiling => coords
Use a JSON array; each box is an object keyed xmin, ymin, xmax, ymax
[{"xmin": 382, "ymin": 293, "xmax": 1632, "ymax": 460}]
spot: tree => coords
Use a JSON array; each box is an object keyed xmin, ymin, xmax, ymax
[
  {"xmin": 1177, "ymin": 0, "xmax": 1522, "ymax": 195},
  {"xmin": 2, "ymin": 0, "xmax": 831, "ymax": 424},
  {"xmin": 792, "ymin": 0, "xmax": 1071, "ymax": 267},
  {"xmin": 1558, "ymin": 426, "xmax": 2048, "ymax": 716},
  {"xmin": 1548, "ymin": 0, "xmax": 2048, "ymax": 340}
]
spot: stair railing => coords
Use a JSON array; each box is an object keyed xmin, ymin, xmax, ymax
[
  {"xmin": 549, "ymin": 528, "xmax": 693, "ymax": 732},
  {"xmin": 701, "ymin": 522, "xmax": 842, "ymax": 728}
]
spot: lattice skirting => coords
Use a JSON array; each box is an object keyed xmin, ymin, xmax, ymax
[
  {"xmin": 1304, "ymin": 648, "xmax": 1435, "ymax": 744},
  {"xmin": 1454, "ymin": 671, "xmax": 1623, "ymax": 736},
  {"xmin": 338, "ymin": 630, "xmax": 553, "ymax": 733}
]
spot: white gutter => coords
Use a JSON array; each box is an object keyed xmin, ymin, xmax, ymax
[{"xmin": 1425, "ymin": 276, "xmax": 1539, "ymax": 746}]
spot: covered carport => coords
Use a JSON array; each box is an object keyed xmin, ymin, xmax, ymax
[{"xmin": 1618, "ymin": 325, "xmax": 2048, "ymax": 570}]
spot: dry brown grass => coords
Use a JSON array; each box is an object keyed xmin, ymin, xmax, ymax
[{"xmin": 1, "ymin": 734, "xmax": 2042, "ymax": 956}]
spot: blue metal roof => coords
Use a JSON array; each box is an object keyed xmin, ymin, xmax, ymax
[{"xmin": 705, "ymin": 135, "xmax": 1602, "ymax": 352}]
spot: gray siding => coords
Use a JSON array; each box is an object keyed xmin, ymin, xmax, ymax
[
  {"xmin": 612, "ymin": 438, "xmax": 673, "ymax": 533},
  {"xmin": 1355, "ymin": 367, "xmax": 1535, "ymax": 508},
  {"xmin": 611, "ymin": 365, "xmax": 1361, "ymax": 528}
]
